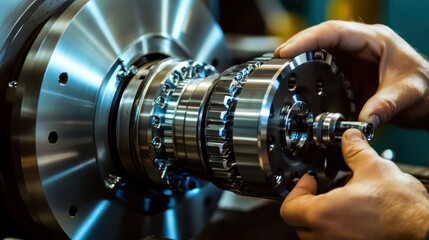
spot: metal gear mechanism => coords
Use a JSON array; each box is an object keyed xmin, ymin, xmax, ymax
[{"xmin": 1, "ymin": 0, "xmax": 373, "ymax": 239}]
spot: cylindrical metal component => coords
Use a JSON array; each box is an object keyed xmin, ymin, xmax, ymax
[
  {"xmin": 335, "ymin": 121, "xmax": 374, "ymax": 141},
  {"xmin": 1, "ymin": 1, "xmax": 426, "ymax": 238},
  {"xmin": 313, "ymin": 112, "xmax": 345, "ymax": 148},
  {"xmin": 115, "ymin": 51, "xmax": 362, "ymax": 199},
  {"xmin": 283, "ymin": 100, "xmax": 313, "ymax": 156},
  {"xmin": 1, "ymin": 0, "xmax": 230, "ymax": 238},
  {"xmin": 312, "ymin": 112, "xmax": 374, "ymax": 149}
]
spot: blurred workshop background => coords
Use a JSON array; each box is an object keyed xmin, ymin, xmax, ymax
[{"xmin": 208, "ymin": 0, "xmax": 429, "ymax": 167}]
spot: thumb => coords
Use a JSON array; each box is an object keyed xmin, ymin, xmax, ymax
[{"xmin": 341, "ymin": 129, "xmax": 381, "ymax": 172}]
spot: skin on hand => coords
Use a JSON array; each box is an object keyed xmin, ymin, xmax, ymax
[
  {"xmin": 274, "ymin": 20, "xmax": 429, "ymax": 130},
  {"xmin": 280, "ymin": 129, "xmax": 429, "ymax": 240}
]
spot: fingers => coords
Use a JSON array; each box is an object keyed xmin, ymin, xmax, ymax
[
  {"xmin": 286, "ymin": 174, "xmax": 318, "ymax": 200},
  {"xmin": 274, "ymin": 20, "xmax": 382, "ymax": 61},
  {"xmin": 341, "ymin": 129, "xmax": 381, "ymax": 172},
  {"xmin": 280, "ymin": 174, "xmax": 317, "ymax": 227},
  {"xmin": 359, "ymin": 80, "xmax": 428, "ymax": 127}
]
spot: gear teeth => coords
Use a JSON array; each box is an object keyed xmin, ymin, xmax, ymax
[
  {"xmin": 150, "ymin": 60, "xmax": 216, "ymax": 190},
  {"xmin": 204, "ymin": 56, "xmax": 271, "ymax": 194},
  {"xmin": 206, "ymin": 141, "xmax": 229, "ymax": 155},
  {"xmin": 205, "ymin": 124, "xmax": 228, "ymax": 139}
]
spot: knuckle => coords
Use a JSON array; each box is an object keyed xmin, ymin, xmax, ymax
[
  {"xmin": 322, "ymin": 20, "xmax": 341, "ymax": 29},
  {"xmin": 343, "ymin": 142, "xmax": 368, "ymax": 160},
  {"xmin": 370, "ymin": 94, "xmax": 398, "ymax": 121},
  {"xmin": 373, "ymin": 24, "xmax": 395, "ymax": 37},
  {"xmin": 321, "ymin": 20, "xmax": 344, "ymax": 36},
  {"xmin": 381, "ymin": 97, "xmax": 398, "ymax": 118}
]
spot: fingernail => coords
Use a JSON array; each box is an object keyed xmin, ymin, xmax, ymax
[
  {"xmin": 369, "ymin": 114, "xmax": 380, "ymax": 128},
  {"xmin": 276, "ymin": 44, "xmax": 290, "ymax": 57},
  {"xmin": 343, "ymin": 129, "xmax": 365, "ymax": 142},
  {"xmin": 306, "ymin": 170, "xmax": 318, "ymax": 182},
  {"xmin": 306, "ymin": 170, "xmax": 317, "ymax": 178},
  {"xmin": 276, "ymin": 42, "xmax": 288, "ymax": 50},
  {"xmin": 273, "ymin": 48, "xmax": 280, "ymax": 57}
]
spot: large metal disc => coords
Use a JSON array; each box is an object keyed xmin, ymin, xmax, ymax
[{"xmin": 7, "ymin": 0, "xmax": 229, "ymax": 238}]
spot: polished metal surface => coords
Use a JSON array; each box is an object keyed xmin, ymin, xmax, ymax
[
  {"xmin": 142, "ymin": 59, "xmax": 216, "ymax": 178},
  {"xmin": 0, "ymin": 0, "xmax": 382, "ymax": 238},
  {"xmin": 232, "ymin": 52, "xmax": 355, "ymax": 197},
  {"xmin": 112, "ymin": 50, "xmax": 369, "ymax": 199},
  {"xmin": 5, "ymin": 0, "xmax": 229, "ymax": 238},
  {"xmin": 0, "ymin": 1, "xmax": 33, "ymax": 50},
  {"xmin": 283, "ymin": 100, "xmax": 313, "ymax": 156},
  {"xmin": 0, "ymin": 0, "xmax": 67, "ymax": 54},
  {"xmin": 203, "ymin": 56, "xmax": 270, "ymax": 193},
  {"xmin": 313, "ymin": 112, "xmax": 374, "ymax": 148}
]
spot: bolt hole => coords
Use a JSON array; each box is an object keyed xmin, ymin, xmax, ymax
[
  {"xmin": 268, "ymin": 136, "xmax": 275, "ymax": 151},
  {"xmin": 291, "ymin": 171, "xmax": 300, "ymax": 184},
  {"xmin": 58, "ymin": 72, "xmax": 68, "ymax": 85},
  {"xmin": 69, "ymin": 205, "xmax": 78, "ymax": 218},
  {"xmin": 317, "ymin": 78, "xmax": 324, "ymax": 95},
  {"xmin": 288, "ymin": 73, "xmax": 297, "ymax": 91},
  {"xmin": 48, "ymin": 131, "xmax": 58, "ymax": 144}
]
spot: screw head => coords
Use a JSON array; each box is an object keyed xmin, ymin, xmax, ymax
[
  {"xmin": 106, "ymin": 174, "xmax": 125, "ymax": 189},
  {"xmin": 152, "ymin": 136, "xmax": 162, "ymax": 148},
  {"xmin": 8, "ymin": 81, "xmax": 18, "ymax": 88}
]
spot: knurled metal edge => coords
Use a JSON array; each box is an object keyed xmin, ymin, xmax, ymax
[
  {"xmin": 150, "ymin": 60, "xmax": 216, "ymax": 191},
  {"xmin": 204, "ymin": 56, "xmax": 271, "ymax": 193},
  {"xmin": 151, "ymin": 60, "xmax": 215, "ymax": 157}
]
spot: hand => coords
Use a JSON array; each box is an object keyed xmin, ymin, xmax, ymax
[
  {"xmin": 280, "ymin": 129, "xmax": 429, "ymax": 240},
  {"xmin": 274, "ymin": 20, "xmax": 429, "ymax": 130}
]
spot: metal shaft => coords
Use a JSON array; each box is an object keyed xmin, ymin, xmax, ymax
[
  {"xmin": 335, "ymin": 121, "xmax": 374, "ymax": 141},
  {"xmin": 312, "ymin": 112, "xmax": 374, "ymax": 148}
]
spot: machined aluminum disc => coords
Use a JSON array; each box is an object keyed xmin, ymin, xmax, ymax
[
  {"xmin": 8, "ymin": 0, "xmax": 229, "ymax": 238},
  {"xmin": 233, "ymin": 52, "xmax": 354, "ymax": 197}
]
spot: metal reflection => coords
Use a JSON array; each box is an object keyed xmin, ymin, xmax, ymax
[
  {"xmin": 164, "ymin": 209, "xmax": 179, "ymax": 240},
  {"xmin": 72, "ymin": 200, "xmax": 110, "ymax": 240},
  {"xmin": 86, "ymin": 1, "xmax": 121, "ymax": 54},
  {"xmin": 43, "ymin": 158, "xmax": 94, "ymax": 187},
  {"xmin": 172, "ymin": 0, "xmax": 193, "ymax": 38},
  {"xmin": 2, "ymin": 0, "xmax": 228, "ymax": 238}
]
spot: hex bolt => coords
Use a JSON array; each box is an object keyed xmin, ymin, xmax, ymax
[
  {"xmin": 151, "ymin": 136, "xmax": 162, "ymax": 148},
  {"xmin": 8, "ymin": 81, "xmax": 18, "ymax": 88},
  {"xmin": 106, "ymin": 174, "xmax": 125, "ymax": 189},
  {"xmin": 152, "ymin": 116, "xmax": 161, "ymax": 128}
]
